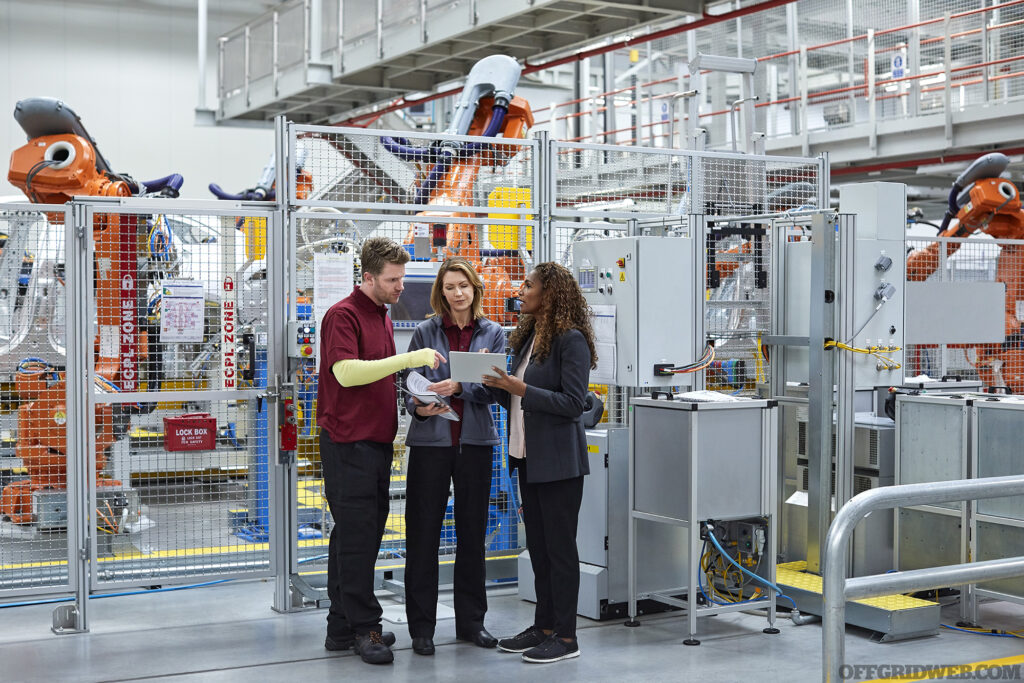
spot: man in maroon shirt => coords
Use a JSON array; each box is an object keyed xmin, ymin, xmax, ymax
[{"xmin": 317, "ymin": 237, "xmax": 443, "ymax": 665}]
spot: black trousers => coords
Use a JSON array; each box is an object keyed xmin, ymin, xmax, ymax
[
  {"xmin": 513, "ymin": 457, "xmax": 585, "ymax": 639},
  {"xmin": 320, "ymin": 433, "xmax": 393, "ymax": 636},
  {"xmin": 404, "ymin": 444, "xmax": 493, "ymax": 638}
]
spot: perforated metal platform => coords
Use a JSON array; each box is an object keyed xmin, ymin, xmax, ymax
[{"xmin": 778, "ymin": 561, "xmax": 941, "ymax": 642}]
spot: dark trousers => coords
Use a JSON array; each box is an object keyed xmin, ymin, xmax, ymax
[
  {"xmin": 404, "ymin": 444, "xmax": 493, "ymax": 638},
  {"xmin": 320, "ymin": 433, "xmax": 393, "ymax": 636},
  {"xmin": 513, "ymin": 457, "xmax": 585, "ymax": 639}
]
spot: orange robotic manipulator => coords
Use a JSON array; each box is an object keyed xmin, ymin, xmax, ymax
[
  {"xmin": 907, "ymin": 152, "xmax": 1024, "ymax": 393},
  {"xmin": 399, "ymin": 95, "xmax": 533, "ymax": 324},
  {"xmin": 2, "ymin": 98, "xmax": 182, "ymax": 524},
  {"xmin": 386, "ymin": 54, "xmax": 533, "ymax": 324}
]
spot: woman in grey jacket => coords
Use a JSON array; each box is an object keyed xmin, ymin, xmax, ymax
[{"xmin": 402, "ymin": 257, "xmax": 507, "ymax": 656}]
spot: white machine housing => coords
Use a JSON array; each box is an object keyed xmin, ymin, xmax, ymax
[{"xmin": 783, "ymin": 182, "xmax": 907, "ymax": 389}]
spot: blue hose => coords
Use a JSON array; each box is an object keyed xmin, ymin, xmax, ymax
[
  {"xmin": 382, "ymin": 136, "xmax": 437, "ymax": 162},
  {"xmin": 705, "ymin": 523, "xmax": 798, "ymax": 610},
  {"xmin": 941, "ymin": 624, "xmax": 1019, "ymax": 638},
  {"xmin": 142, "ymin": 174, "xmax": 184, "ymax": 195}
]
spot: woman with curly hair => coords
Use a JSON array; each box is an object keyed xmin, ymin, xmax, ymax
[{"xmin": 482, "ymin": 261, "xmax": 597, "ymax": 664}]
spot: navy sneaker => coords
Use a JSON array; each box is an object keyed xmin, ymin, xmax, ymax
[{"xmin": 522, "ymin": 636, "xmax": 580, "ymax": 663}]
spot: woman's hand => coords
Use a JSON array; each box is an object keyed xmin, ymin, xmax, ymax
[
  {"xmin": 481, "ymin": 366, "xmax": 526, "ymax": 397},
  {"xmin": 412, "ymin": 397, "xmax": 451, "ymax": 418},
  {"xmin": 426, "ymin": 379, "xmax": 461, "ymax": 397}
]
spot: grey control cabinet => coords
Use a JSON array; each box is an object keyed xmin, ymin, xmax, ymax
[
  {"xmin": 572, "ymin": 236, "xmax": 698, "ymax": 388},
  {"xmin": 972, "ymin": 398, "xmax": 1024, "ymax": 605},
  {"xmin": 628, "ymin": 396, "xmax": 778, "ymax": 643}
]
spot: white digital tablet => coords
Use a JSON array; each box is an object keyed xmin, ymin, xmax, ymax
[{"xmin": 448, "ymin": 351, "xmax": 507, "ymax": 383}]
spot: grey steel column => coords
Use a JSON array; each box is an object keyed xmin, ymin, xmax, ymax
[
  {"xmin": 834, "ymin": 216, "xmax": 856, "ymax": 526},
  {"xmin": 56, "ymin": 203, "xmax": 90, "ymax": 633},
  {"xmin": 691, "ymin": 215, "xmax": 707, "ymax": 392},
  {"xmin": 908, "ymin": 0, "xmax": 921, "ymax": 117},
  {"xmin": 272, "ymin": 115, "xmax": 295, "ymax": 612},
  {"xmin": 807, "ymin": 212, "xmax": 836, "ymax": 575},
  {"xmin": 603, "ymin": 52, "xmax": 616, "ymax": 146},
  {"xmin": 786, "ymin": 3, "xmax": 800, "ymax": 136},
  {"xmin": 537, "ymin": 131, "xmax": 552, "ymax": 263}
]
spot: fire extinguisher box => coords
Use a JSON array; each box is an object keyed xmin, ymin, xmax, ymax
[{"xmin": 163, "ymin": 413, "xmax": 217, "ymax": 452}]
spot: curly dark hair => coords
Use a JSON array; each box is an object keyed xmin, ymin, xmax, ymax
[{"xmin": 509, "ymin": 262, "xmax": 597, "ymax": 369}]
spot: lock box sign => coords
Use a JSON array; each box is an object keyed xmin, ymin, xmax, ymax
[{"xmin": 163, "ymin": 413, "xmax": 217, "ymax": 451}]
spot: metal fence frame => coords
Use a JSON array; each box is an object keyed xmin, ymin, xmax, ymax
[
  {"xmin": 0, "ymin": 198, "xmax": 283, "ymax": 632},
  {"xmin": 0, "ymin": 204, "xmax": 78, "ymax": 607}
]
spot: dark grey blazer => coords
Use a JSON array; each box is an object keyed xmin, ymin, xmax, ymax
[{"xmin": 494, "ymin": 328, "xmax": 592, "ymax": 484}]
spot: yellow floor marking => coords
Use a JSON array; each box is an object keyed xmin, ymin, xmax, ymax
[{"xmin": 862, "ymin": 653, "xmax": 1024, "ymax": 682}]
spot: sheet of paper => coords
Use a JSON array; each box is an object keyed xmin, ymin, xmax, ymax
[
  {"xmin": 590, "ymin": 304, "xmax": 616, "ymax": 346},
  {"xmin": 405, "ymin": 371, "xmax": 458, "ymax": 421},
  {"xmin": 313, "ymin": 252, "xmax": 354, "ymax": 370},
  {"xmin": 591, "ymin": 342, "xmax": 617, "ymax": 384},
  {"xmin": 159, "ymin": 280, "xmax": 206, "ymax": 343}
]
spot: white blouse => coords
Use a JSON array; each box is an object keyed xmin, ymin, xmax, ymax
[{"xmin": 507, "ymin": 336, "xmax": 535, "ymax": 460}]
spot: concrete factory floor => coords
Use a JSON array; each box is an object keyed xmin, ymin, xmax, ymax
[{"xmin": 1, "ymin": 579, "xmax": 1023, "ymax": 682}]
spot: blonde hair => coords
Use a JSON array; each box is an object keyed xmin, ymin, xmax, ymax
[{"xmin": 430, "ymin": 257, "xmax": 485, "ymax": 320}]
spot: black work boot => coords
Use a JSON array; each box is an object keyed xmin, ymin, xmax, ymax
[{"xmin": 353, "ymin": 631, "xmax": 394, "ymax": 664}]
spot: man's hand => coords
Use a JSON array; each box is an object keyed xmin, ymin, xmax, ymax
[
  {"xmin": 427, "ymin": 379, "xmax": 461, "ymax": 397},
  {"xmin": 481, "ymin": 365, "xmax": 526, "ymax": 397},
  {"xmin": 430, "ymin": 350, "xmax": 446, "ymax": 369},
  {"xmin": 412, "ymin": 396, "xmax": 451, "ymax": 418}
]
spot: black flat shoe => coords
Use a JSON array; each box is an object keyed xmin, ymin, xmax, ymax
[
  {"xmin": 457, "ymin": 627, "xmax": 498, "ymax": 649},
  {"xmin": 412, "ymin": 637, "xmax": 435, "ymax": 655}
]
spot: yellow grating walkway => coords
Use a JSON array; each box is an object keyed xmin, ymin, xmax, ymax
[{"xmin": 777, "ymin": 561, "xmax": 938, "ymax": 611}]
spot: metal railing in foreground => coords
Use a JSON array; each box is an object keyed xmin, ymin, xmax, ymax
[{"xmin": 823, "ymin": 475, "xmax": 1024, "ymax": 683}]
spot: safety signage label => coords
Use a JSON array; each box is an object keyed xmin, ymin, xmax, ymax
[
  {"xmin": 160, "ymin": 280, "xmax": 205, "ymax": 343},
  {"xmin": 221, "ymin": 277, "xmax": 237, "ymax": 389},
  {"xmin": 119, "ymin": 215, "xmax": 138, "ymax": 391}
]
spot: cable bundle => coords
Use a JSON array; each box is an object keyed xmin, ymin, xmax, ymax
[
  {"xmin": 667, "ymin": 342, "xmax": 716, "ymax": 374},
  {"xmin": 824, "ymin": 340, "xmax": 902, "ymax": 370}
]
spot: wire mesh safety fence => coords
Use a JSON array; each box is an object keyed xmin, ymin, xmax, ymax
[
  {"xmin": 551, "ymin": 142, "xmax": 689, "ymax": 218},
  {"xmin": 550, "ymin": 142, "xmax": 821, "ymax": 219},
  {"xmin": 0, "ymin": 205, "xmax": 75, "ymax": 597},
  {"xmin": 905, "ymin": 235, "xmax": 1024, "ymax": 394},
  {"xmin": 705, "ymin": 220, "xmax": 773, "ymax": 397},
  {"xmin": 83, "ymin": 205, "xmax": 277, "ymax": 588},
  {"xmin": 290, "ymin": 125, "xmax": 539, "ymax": 219}
]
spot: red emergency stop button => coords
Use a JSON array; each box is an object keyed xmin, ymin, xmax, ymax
[{"xmin": 301, "ymin": 345, "xmax": 313, "ymax": 357}]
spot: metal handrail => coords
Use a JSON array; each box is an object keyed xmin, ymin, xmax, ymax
[{"xmin": 823, "ymin": 475, "xmax": 1024, "ymax": 683}]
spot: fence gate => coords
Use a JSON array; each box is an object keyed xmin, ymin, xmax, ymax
[
  {"xmin": 76, "ymin": 199, "xmax": 283, "ymax": 623},
  {"xmin": 0, "ymin": 204, "xmax": 78, "ymax": 615}
]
